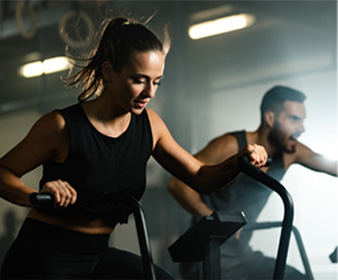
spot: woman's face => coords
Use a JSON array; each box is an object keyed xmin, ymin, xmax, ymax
[{"xmin": 109, "ymin": 50, "xmax": 165, "ymax": 115}]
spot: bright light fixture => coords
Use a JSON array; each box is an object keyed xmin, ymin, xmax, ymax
[
  {"xmin": 188, "ymin": 13, "xmax": 256, "ymax": 40},
  {"xmin": 20, "ymin": 56, "xmax": 71, "ymax": 78},
  {"xmin": 20, "ymin": 61, "xmax": 43, "ymax": 78}
]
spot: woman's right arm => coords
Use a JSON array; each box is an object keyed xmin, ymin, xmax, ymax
[{"xmin": 0, "ymin": 111, "xmax": 75, "ymax": 207}]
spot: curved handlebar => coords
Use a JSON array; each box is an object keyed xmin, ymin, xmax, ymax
[
  {"xmin": 265, "ymin": 156, "xmax": 272, "ymax": 167},
  {"xmin": 237, "ymin": 155, "xmax": 294, "ymax": 280}
]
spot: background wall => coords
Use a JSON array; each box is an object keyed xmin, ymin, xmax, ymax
[{"xmin": 0, "ymin": 1, "xmax": 337, "ymax": 279}]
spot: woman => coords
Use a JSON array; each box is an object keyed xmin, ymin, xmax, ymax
[{"xmin": 0, "ymin": 16, "xmax": 267, "ymax": 279}]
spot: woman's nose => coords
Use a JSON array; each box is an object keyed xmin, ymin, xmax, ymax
[{"xmin": 144, "ymin": 82, "xmax": 156, "ymax": 98}]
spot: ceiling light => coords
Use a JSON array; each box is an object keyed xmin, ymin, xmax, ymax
[
  {"xmin": 43, "ymin": 57, "xmax": 70, "ymax": 74},
  {"xmin": 20, "ymin": 56, "xmax": 71, "ymax": 78},
  {"xmin": 188, "ymin": 13, "xmax": 256, "ymax": 40},
  {"xmin": 20, "ymin": 61, "xmax": 43, "ymax": 78}
]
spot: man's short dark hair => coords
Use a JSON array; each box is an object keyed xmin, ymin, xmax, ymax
[{"xmin": 260, "ymin": 85, "xmax": 306, "ymax": 121}]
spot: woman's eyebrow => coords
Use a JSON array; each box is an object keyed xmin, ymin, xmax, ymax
[{"xmin": 133, "ymin": 73, "xmax": 164, "ymax": 80}]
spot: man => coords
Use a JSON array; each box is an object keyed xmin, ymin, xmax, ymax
[{"xmin": 168, "ymin": 85, "xmax": 337, "ymax": 279}]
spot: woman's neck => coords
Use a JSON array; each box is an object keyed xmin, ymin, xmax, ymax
[{"xmin": 81, "ymin": 98, "xmax": 131, "ymax": 138}]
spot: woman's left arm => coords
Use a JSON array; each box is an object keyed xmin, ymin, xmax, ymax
[{"xmin": 147, "ymin": 109, "xmax": 268, "ymax": 194}]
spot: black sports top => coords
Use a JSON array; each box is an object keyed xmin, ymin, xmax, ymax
[
  {"xmin": 201, "ymin": 130, "xmax": 286, "ymax": 257},
  {"xmin": 38, "ymin": 103, "xmax": 153, "ymax": 225}
]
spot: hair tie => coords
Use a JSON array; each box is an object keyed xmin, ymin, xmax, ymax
[{"xmin": 122, "ymin": 21, "xmax": 130, "ymax": 26}]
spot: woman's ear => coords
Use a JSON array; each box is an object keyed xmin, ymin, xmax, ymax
[
  {"xmin": 264, "ymin": 111, "xmax": 275, "ymax": 128},
  {"xmin": 102, "ymin": 61, "xmax": 113, "ymax": 82}
]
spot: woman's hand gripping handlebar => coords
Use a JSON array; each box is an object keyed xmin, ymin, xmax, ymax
[
  {"xmin": 237, "ymin": 153, "xmax": 272, "ymax": 178},
  {"xmin": 236, "ymin": 144, "xmax": 272, "ymax": 172},
  {"xmin": 30, "ymin": 179, "xmax": 77, "ymax": 207},
  {"xmin": 29, "ymin": 191, "xmax": 109, "ymax": 207}
]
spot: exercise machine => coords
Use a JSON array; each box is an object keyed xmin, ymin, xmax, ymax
[
  {"xmin": 30, "ymin": 192, "xmax": 157, "ymax": 280},
  {"xmin": 245, "ymin": 222, "xmax": 313, "ymax": 280},
  {"xmin": 168, "ymin": 210, "xmax": 247, "ymax": 279},
  {"xmin": 169, "ymin": 155, "xmax": 313, "ymax": 279}
]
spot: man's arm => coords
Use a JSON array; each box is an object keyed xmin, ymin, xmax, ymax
[
  {"xmin": 167, "ymin": 133, "xmax": 239, "ymax": 219},
  {"xmin": 293, "ymin": 142, "xmax": 337, "ymax": 177}
]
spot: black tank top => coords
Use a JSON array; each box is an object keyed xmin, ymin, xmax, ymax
[
  {"xmin": 38, "ymin": 103, "xmax": 153, "ymax": 225},
  {"xmin": 201, "ymin": 130, "xmax": 286, "ymax": 256}
]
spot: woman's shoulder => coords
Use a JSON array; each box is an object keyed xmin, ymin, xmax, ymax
[
  {"xmin": 145, "ymin": 108, "xmax": 164, "ymax": 125},
  {"xmin": 29, "ymin": 105, "xmax": 78, "ymax": 143},
  {"xmin": 145, "ymin": 107, "xmax": 157, "ymax": 117},
  {"xmin": 39, "ymin": 103, "xmax": 83, "ymax": 130},
  {"xmin": 144, "ymin": 108, "xmax": 171, "ymax": 146},
  {"xmin": 32, "ymin": 110, "xmax": 65, "ymax": 132}
]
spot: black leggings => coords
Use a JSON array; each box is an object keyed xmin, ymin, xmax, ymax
[{"xmin": 1, "ymin": 218, "xmax": 173, "ymax": 279}]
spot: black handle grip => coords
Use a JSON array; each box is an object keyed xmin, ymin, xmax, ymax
[
  {"xmin": 29, "ymin": 192, "xmax": 107, "ymax": 206},
  {"xmin": 29, "ymin": 192, "xmax": 54, "ymax": 206},
  {"xmin": 29, "ymin": 191, "xmax": 135, "ymax": 207}
]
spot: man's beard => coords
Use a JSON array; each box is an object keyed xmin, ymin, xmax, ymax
[{"xmin": 268, "ymin": 122, "xmax": 296, "ymax": 154}]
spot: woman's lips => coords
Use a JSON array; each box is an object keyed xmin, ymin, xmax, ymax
[{"xmin": 134, "ymin": 100, "xmax": 148, "ymax": 109}]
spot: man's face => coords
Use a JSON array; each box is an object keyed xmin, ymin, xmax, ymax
[{"xmin": 268, "ymin": 101, "xmax": 306, "ymax": 153}]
